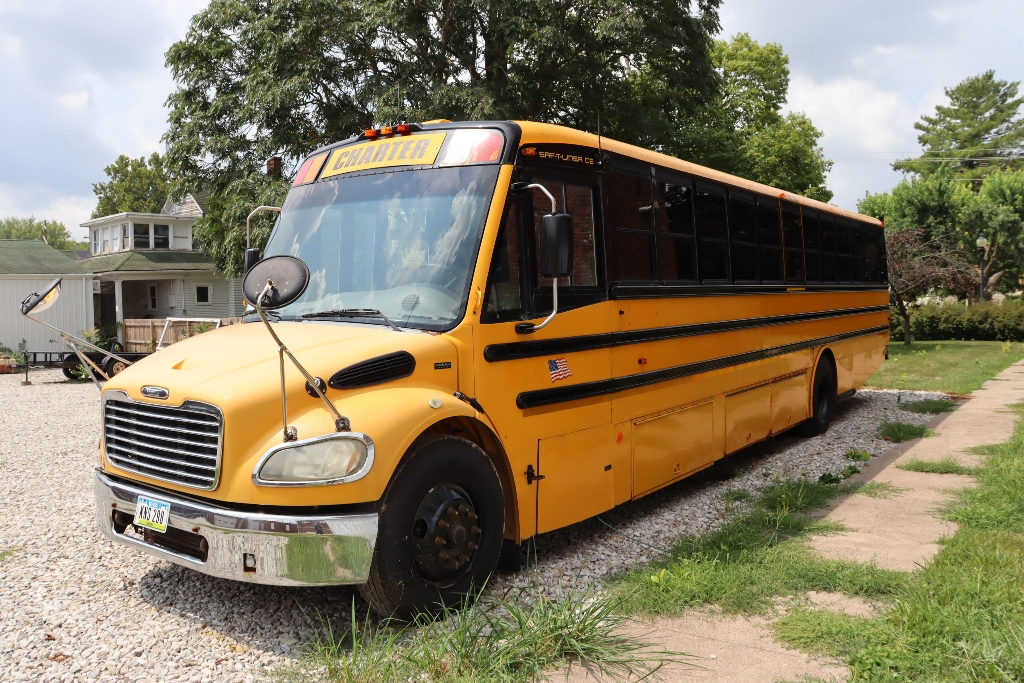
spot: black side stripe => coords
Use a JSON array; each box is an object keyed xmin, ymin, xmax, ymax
[
  {"xmin": 515, "ymin": 325, "xmax": 889, "ymax": 409},
  {"xmin": 486, "ymin": 305, "xmax": 889, "ymax": 363}
]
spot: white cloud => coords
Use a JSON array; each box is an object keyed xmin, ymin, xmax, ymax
[
  {"xmin": 57, "ymin": 90, "xmax": 89, "ymax": 111},
  {"xmin": 0, "ymin": 33, "xmax": 19, "ymax": 57},
  {"xmin": 0, "ymin": 182, "xmax": 95, "ymax": 239}
]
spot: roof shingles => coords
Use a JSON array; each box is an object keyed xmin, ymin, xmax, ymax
[
  {"xmin": 0, "ymin": 240, "xmax": 91, "ymax": 275},
  {"xmin": 83, "ymin": 250, "xmax": 217, "ymax": 273}
]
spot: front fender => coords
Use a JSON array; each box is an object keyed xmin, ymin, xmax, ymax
[{"xmin": 221, "ymin": 387, "xmax": 484, "ymax": 507}]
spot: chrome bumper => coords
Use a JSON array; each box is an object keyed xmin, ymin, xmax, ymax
[{"xmin": 94, "ymin": 469, "xmax": 378, "ymax": 586}]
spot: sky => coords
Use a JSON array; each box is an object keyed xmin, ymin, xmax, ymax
[{"xmin": 2, "ymin": 1, "xmax": 1023, "ymax": 240}]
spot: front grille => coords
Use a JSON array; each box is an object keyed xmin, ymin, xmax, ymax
[{"xmin": 103, "ymin": 396, "xmax": 222, "ymax": 490}]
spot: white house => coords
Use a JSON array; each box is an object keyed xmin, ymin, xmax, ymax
[
  {"xmin": 0, "ymin": 240, "xmax": 94, "ymax": 353},
  {"xmin": 78, "ymin": 194, "xmax": 244, "ymax": 341}
]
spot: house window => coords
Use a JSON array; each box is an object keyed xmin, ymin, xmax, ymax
[
  {"xmin": 93, "ymin": 230, "xmax": 99, "ymax": 254},
  {"xmin": 148, "ymin": 285, "xmax": 158, "ymax": 310},
  {"xmin": 195, "ymin": 283, "xmax": 212, "ymax": 305},
  {"xmin": 102, "ymin": 238, "xmax": 109, "ymax": 253},
  {"xmin": 121, "ymin": 224, "xmax": 129, "ymax": 250},
  {"xmin": 154, "ymin": 224, "xmax": 170, "ymax": 249},
  {"xmin": 134, "ymin": 224, "xmax": 150, "ymax": 249}
]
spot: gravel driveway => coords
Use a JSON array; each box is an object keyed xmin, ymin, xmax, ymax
[{"xmin": 0, "ymin": 369, "xmax": 939, "ymax": 682}]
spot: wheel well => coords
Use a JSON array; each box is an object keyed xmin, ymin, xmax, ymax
[
  {"xmin": 814, "ymin": 347, "xmax": 837, "ymax": 388},
  {"xmin": 419, "ymin": 417, "xmax": 519, "ymax": 541}
]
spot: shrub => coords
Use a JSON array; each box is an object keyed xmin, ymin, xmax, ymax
[{"xmin": 891, "ymin": 299, "xmax": 1024, "ymax": 342}]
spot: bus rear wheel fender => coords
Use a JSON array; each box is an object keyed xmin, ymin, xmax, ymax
[
  {"xmin": 358, "ymin": 434, "xmax": 505, "ymax": 619},
  {"xmin": 800, "ymin": 350, "xmax": 837, "ymax": 437}
]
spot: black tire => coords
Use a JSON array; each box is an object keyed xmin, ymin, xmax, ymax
[
  {"xmin": 358, "ymin": 435, "xmax": 505, "ymax": 620},
  {"xmin": 62, "ymin": 366, "xmax": 78, "ymax": 379},
  {"xmin": 800, "ymin": 355, "xmax": 837, "ymax": 436}
]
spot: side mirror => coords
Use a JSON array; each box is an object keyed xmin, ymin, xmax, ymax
[
  {"xmin": 242, "ymin": 255, "xmax": 310, "ymax": 309},
  {"xmin": 244, "ymin": 248, "xmax": 261, "ymax": 274},
  {"xmin": 538, "ymin": 213, "xmax": 573, "ymax": 278},
  {"xmin": 20, "ymin": 278, "xmax": 62, "ymax": 316}
]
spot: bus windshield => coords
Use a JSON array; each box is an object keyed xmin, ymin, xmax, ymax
[{"xmin": 253, "ymin": 165, "xmax": 500, "ymax": 331}]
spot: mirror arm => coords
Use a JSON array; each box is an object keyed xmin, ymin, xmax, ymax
[
  {"xmin": 246, "ymin": 206, "xmax": 282, "ymax": 250},
  {"xmin": 523, "ymin": 184, "xmax": 557, "ymax": 213},
  {"xmin": 66, "ymin": 339, "xmax": 109, "ymax": 390},
  {"xmin": 20, "ymin": 310, "xmax": 129, "ymax": 389},
  {"xmin": 255, "ymin": 281, "xmax": 351, "ymax": 442},
  {"xmin": 516, "ymin": 277, "xmax": 559, "ymax": 334}
]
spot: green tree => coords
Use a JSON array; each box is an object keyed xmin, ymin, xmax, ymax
[
  {"xmin": 0, "ymin": 216, "xmax": 85, "ymax": 250},
  {"xmin": 894, "ymin": 71, "xmax": 1024, "ymax": 180},
  {"xmin": 92, "ymin": 153, "xmax": 171, "ymax": 218},
  {"xmin": 715, "ymin": 32, "xmax": 789, "ymax": 132},
  {"xmin": 744, "ymin": 112, "xmax": 833, "ymax": 202},
  {"xmin": 164, "ymin": 0, "xmax": 725, "ymax": 275}
]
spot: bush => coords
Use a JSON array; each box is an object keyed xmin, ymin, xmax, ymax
[{"xmin": 891, "ymin": 299, "xmax": 1024, "ymax": 342}]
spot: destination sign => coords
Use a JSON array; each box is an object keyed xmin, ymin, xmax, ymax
[{"xmin": 321, "ymin": 133, "xmax": 448, "ymax": 178}]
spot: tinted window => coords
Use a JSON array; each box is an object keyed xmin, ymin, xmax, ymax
[
  {"xmin": 803, "ymin": 210, "xmax": 821, "ymax": 283},
  {"xmin": 819, "ymin": 214, "xmax": 838, "ymax": 282},
  {"xmin": 836, "ymin": 218, "xmax": 852, "ymax": 283},
  {"xmin": 695, "ymin": 183, "xmax": 729, "ymax": 281},
  {"xmin": 607, "ymin": 173, "xmax": 654, "ymax": 281},
  {"xmin": 530, "ymin": 180, "xmax": 598, "ymax": 288},
  {"xmin": 781, "ymin": 202, "xmax": 804, "ymax": 284},
  {"xmin": 728, "ymin": 194, "xmax": 757, "ymax": 282},
  {"xmin": 655, "ymin": 179, "xmax": 697, "ymax": 281},
  {"xmin": 757, "ymin": 198, "xmax": 783, "ymax": 282},
  {"xmin": 850, "ymin": 222, "xmax": 866, "ymax": 282},
  {"xmin": 482, "ymin": 201, "xmax": 523, "ymax": 322}
]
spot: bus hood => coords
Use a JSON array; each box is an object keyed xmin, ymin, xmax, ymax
[{"xmin": 103, "ymin": 321, "xmax": 460, "ymax": 406}]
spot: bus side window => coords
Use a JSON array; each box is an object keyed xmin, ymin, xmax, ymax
[
  {"xmin": 851, "ymin": 222, "xmax": 866, "ymax": 283},
  {"xmin": 694, "ymin": 181, "xmax": 729, "ymax": 282},
  {"xmin": 654, "ymin": 178, "xmax": 697, "ymax": 282},
  {"xmin": 781, "ymin": 202, "xmax": 804, "ymax": 284},
  {"xmin": 482, "ymin": 201, "xmax": 523, "ymax": 322},
  {"xmin": 819, "ymin": 214, "xmax": 838, "ymax": 283},
  {"xmin": 757, "ymin": 197, "xmax": 783, "ymax": 283},
  {"xmin": 530, "ymin": 179, "xmax": 598, "ymax": 288},
  {"xmin": 836, "ymin": 217, "xmax": 853, "ymax": 283},
  {"xmin": 803, "ymin": 209, "xmax": 822, "ymax": 284},
  {"xmin": 727, "ymin": 192, "xmax": 757, "ymax": 283},
  {"xmin": 606, "ymin": 172, "xmax": 655, "ymax": 281}
]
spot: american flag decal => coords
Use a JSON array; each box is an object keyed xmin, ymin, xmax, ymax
[{"xmin": 547, "ymin": 358, "xmax": 572, "ymax": 382}]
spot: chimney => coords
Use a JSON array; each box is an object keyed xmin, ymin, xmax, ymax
[{"xmin": 267, "ymin": 156, "xmax": 283, "ymax": 179}]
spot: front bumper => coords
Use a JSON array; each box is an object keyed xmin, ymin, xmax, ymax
[{"xmin": 94, "ymin": 469, "xmax": 378, "ymax": 586}]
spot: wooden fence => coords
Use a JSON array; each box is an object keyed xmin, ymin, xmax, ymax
[{"xmin": 123, "ymin": 318, "xmax": 242, "ymax": 352}]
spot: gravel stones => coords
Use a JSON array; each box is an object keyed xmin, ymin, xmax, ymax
[{"xmin": 0, "ymin": 369, "xmax": 939, "ymax": 681}]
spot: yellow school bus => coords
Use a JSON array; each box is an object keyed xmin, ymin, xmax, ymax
[{"xmin": 88, "ymin": 120, "xmax": 888, "ymax": 617}]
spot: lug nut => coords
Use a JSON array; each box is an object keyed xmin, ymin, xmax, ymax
[
  {"xmin": 438, "ymin": 519, "xmax": 449, "ymax": 529},
  {"xmin": 466, "ymin": 511, "xmax": 478, "ymax": 521},
  {"xmin": 447, "ymin": 507, "xmax": 458, "ymax": 517},
  {"xmin": 467, "ymin": 542, "xmax": 477, "ymax": 551},
  {"xmin": 459, "ymin": 554, "xmax": 469, "ymax": 563},
  {"xmin": 470, "ymin": 525, "xmax": 480, "ymax": 535},
  {"xmin": 434, "ymin": 535, "xmax": 445, "ymax": 546},
  {"xmin": 458, "ymin": 504, "xmax": 469, "ymax": 514},
  {"xmin": 439, "ymin": 551, "xmax": 449, "ymax": 560}
]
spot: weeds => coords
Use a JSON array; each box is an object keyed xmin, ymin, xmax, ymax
[
  {"xmin": 283, "ymin": 585, "xmax": 690, "ymax": 683},
  {"xmin": 877, "ymin": 421, "xmax": 933, "ymax": 442},
  {"xmin": 840, "ymin": 465, "xmax": 861, "ymax": 479},
  {"xmin": 613, "ymin": 480, "xmax": 907, "ymax": 615},
  {"xmin": 846, "ymin": 449, "xmax": 872, "ymax": 462},
  {"xmin": 851, "ymin": 481, "xmax": 907, "ymax": 500},
  {"xmin": 900, "ymin": 398, "xmax": 957, "ymax": 414},
  {"xmin": 896, "ymin": 457, "xmax": 976, "ymax": 476}
]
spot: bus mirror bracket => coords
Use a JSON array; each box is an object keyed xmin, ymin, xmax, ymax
[{"xmin": 516, "ymin": 184, "xmax": 573, "ymax": 334}]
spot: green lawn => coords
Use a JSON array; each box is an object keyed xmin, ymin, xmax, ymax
[{"xmin": 866, "ymin": 340, "xmax": 1024, "ymax": 395}]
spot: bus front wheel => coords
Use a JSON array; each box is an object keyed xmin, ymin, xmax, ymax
[
  {"xmin": 800, "ymin": 356, "xmax": 837, "ymax": 437},
  {"xmin": 358, "ymin": 435, "xmax": 505, "ymax": 620}
]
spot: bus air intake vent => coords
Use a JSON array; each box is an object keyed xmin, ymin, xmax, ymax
[
  {"xmin": 329, "ymin": 351, "xmax": 416, "ymax": 389},
  {"xmin": 103, "ymin": 395, "xmax": 222, "ymax": 490}
]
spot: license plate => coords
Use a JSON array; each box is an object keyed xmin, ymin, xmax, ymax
[{"xmin": 134, "ymin": 496, "xmax": 171, "ymax": 534}]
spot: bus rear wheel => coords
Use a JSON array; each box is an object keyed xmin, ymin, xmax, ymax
[
  {"xmin": 358, "ymin": 435, "xmax": 504, "ymax": 620},
  {"xmin": 800, "ymin": 356, "xmax": 837, "ymax": 436}
]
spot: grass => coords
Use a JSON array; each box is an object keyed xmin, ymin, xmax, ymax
[
  {"xmin": 768, "ymin": 407, "xmax": 1024, "ymax": 682},
  {"xmin": 850, "ymin": 481, "xmax": 907, "ymax": 499},
  {"xmin": 896, "ymin": 457, "xmax": 977, "ymax": 476},
  {"xmin": 900, "ymin": 398, "xmax": 958, "ymax": 414},
  {"xmin": 877, "ymin": 421, "xmax": 933, "ymax": 442},
  {"xmin": 846, "ymin": 449, "xmax": 872, "ymax": 462},
  {"xmin": 866, "ymin": 340, "xmax": 1024, "ymax": 395},
  {"xmin": 612, "ymin": 479, "xmax": 908, "ymax": 616},
  {"xmin": 276, "ymin": 585, "xmax": 690, "ymax": 683}
]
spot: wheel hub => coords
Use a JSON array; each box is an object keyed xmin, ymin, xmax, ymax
[{"xmin": 411, "ymin": 484, "xmax": 481, "ymax": 582}]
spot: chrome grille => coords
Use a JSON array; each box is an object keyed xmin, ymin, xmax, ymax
[{"xmin": 103, "ymin": 394, "xmax": 223, "ymax": 490}]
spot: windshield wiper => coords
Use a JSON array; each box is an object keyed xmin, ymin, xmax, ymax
[{"xmin": 301, "ymin": 308, "xmax": 403, "ymax": 332}]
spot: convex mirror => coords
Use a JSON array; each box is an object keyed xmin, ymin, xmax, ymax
[
  {"xmin": 20, "ymin": 278, "xmax": 62, "ymax": 316},
  {"xmin": 242, "ymin": 255, "xmax": 310, "ymax": 309},
  {"xmin": 538, "ymin": 213, "xmax": 573, "ymax": 278}
]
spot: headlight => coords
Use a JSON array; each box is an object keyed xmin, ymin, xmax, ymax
[{"xmin": 254, "ymin": 434, "xmax": 373, "ymax": 485}]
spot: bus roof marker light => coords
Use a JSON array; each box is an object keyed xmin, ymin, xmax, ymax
[
  {"xmin": 396, "ymin": 124, "xmax": 413, "ymax": 134},
  {"xmin": 438, "ymin": 129, "xmax": 505, "ymax": 166}
]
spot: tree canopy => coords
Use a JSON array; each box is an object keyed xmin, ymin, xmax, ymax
[
  {"xmin": 92, "ymin": 152, "xmax": 171, "ymax": 218},
  {"xmin": 0, "ymin": 216, "xmax": 84, "ymax": 250},
  {"xmin": 163, "ymin": 4, "xmax": 834, "ymax": 275},
  {"xmin": 894, "ymin": 71, "xmax": 1024, "ymax": 181}
]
